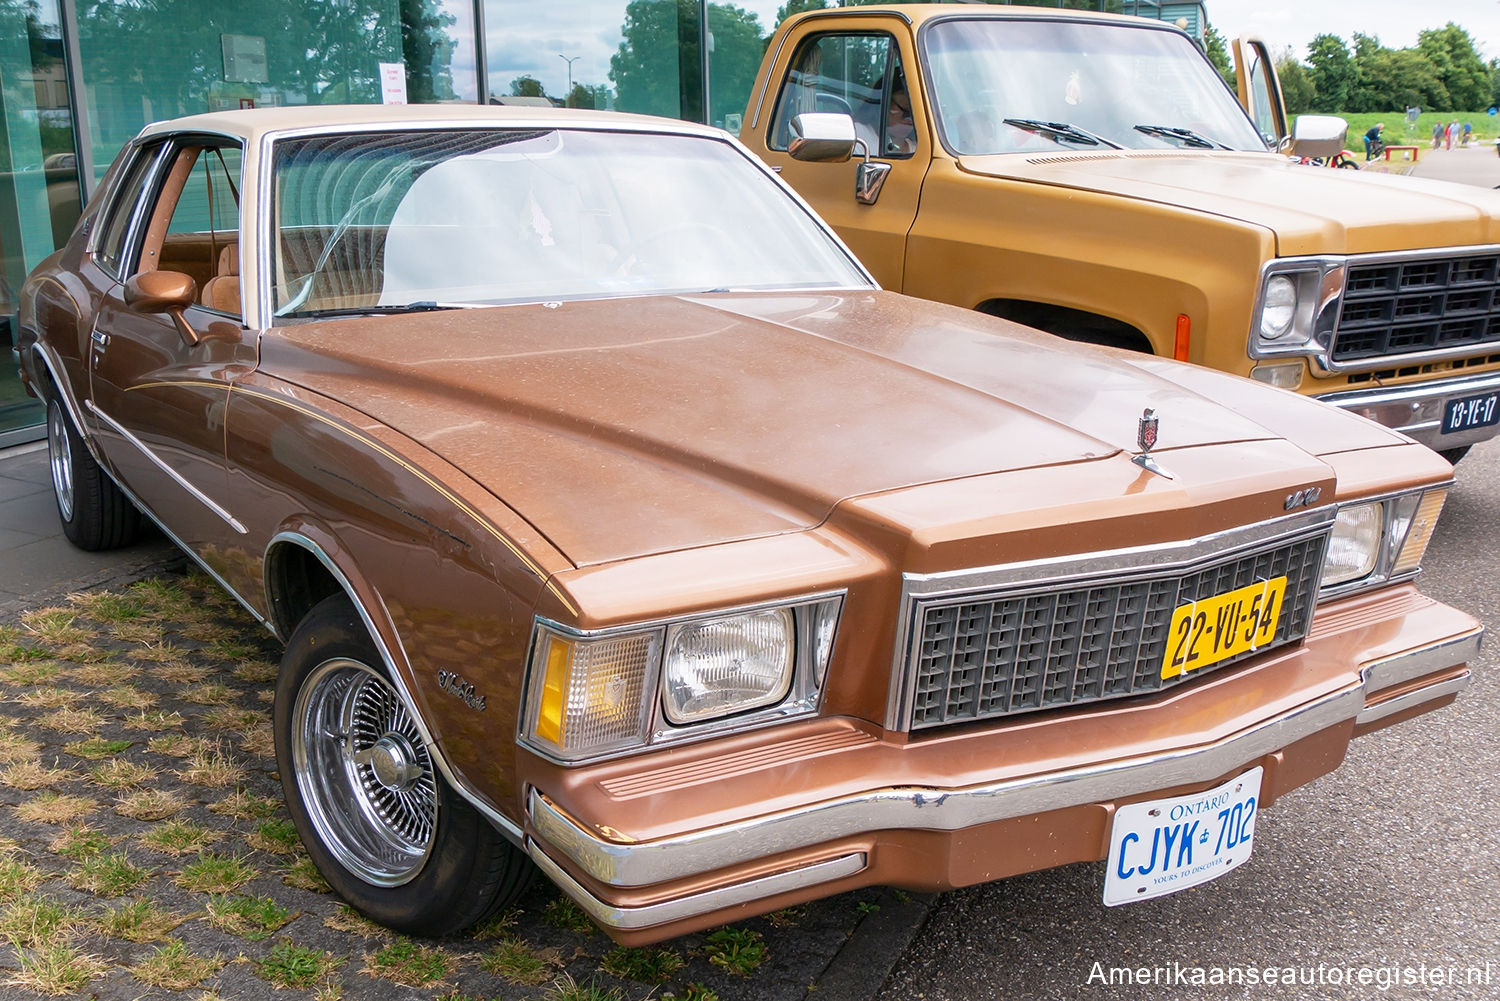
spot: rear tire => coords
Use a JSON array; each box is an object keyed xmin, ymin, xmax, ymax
[
  {"xmin": 274, "ymin": 594, "xmax": 532, "ymax": 936},
  {"xmin": 45, "ymin": 390, "xmax": 140, "ymax": 551}
]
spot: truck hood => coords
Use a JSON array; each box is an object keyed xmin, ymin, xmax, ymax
[
  {"xmin": 957, "ymin": 150, "xmax": 1500, "ymax": 256},
  {"xmin": 261, "ymin": 291, "xmax": 1381, "ymax": 566}
]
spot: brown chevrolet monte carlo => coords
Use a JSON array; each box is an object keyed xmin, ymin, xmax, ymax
[{"xmin": 15, "ymin": 105, "xmax": 1484, "ymax": 944}]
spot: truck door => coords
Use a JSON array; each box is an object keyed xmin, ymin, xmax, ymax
[
  {"xmin": 1232, "ymin": 36, "xmax": 1288, "ymax": 147},
  {"xmin": 744, "ymin": 26, "xmax": 926, "ymax": 289}
]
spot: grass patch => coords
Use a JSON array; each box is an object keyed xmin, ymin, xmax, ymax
[
  {"xmin": 240, "ymin": 725, "xmax": 276, "ymax": 757},
  {"xmin": 480, "ymin": 938, "xmax": 556, "ymax": 985},
  {"xmin": 97, "ymin": 898, "xmax": 185, "ymax": 942},
  {"xmin": 704, "ymin": 927, "xmax": 767, "ymax": 976},
  {"xmin": 63, "ymin": 657, "xmax": 132, "ymax": 682},
  {"xmin": 205, "ymin": 893, "xmax": 294, "ymax": 941},
  {"xmin": 181, "ymin": 682, "xmax": 236, "ymax": 706},
  {"xmin": 200, "ymin": 706, "xmax": 260, "ymax": 732},
  {"xmin": 0, "ymin": 661, "xmax": 61, "ymax": 685},
  {"xmin": 1, "ymin": 760, "xmax": 74, "ymax": 790},
  {"xmin": 254, "ymin": 939, "xmax": 345, "ymax": 989},
  {"xmin": 248, "ymin": 818, "xmax": 300, "ymax": 855},
  {"xmin": 204, "ymin": 638, "xmax": 258, "ymax": 660},
  {"xmin": 67, "ymin": 851, "xmax": 153, "ymax": 896},
  {"xmin": 20, "ymin": 608, "xmax": 91, "ymax": 646},
  {"xmin": 0, "ymin": 641, "xmax": 49, "ymax": 663},
  {"xmin": 176, "ymin": 745, "xmax": 245, "ymax": 788},
  {"xmin": 234, "ymin": 659, "xmax": 279, "ymax": 683},
  {"xmin": 147, "ymin": 733, "xmax": 205, "ymax": 757},
  {"xmin": 0, "ymin": 896, "xmax": 83, "ymax": 948},
  {"xmin": 280, "ymin": 856, "xmax": 331, "ymax": 893},
  {"xmin": 141, "ymin": 819, "xmax": 220, "ymax": 856},
  {"xmin": 6, "ymin": 942, "xmax": 107, "ymax": 995},
  {"xmin": 0, "ymin": 730, "xmax": 41, "ymax": 766},
  {"xmin": 115, "ymin": 788, "xmax": 186, "ymax": 821},
  {"xmin": 542, "ymin": 973, "xmax": 625, "ymax": 1001},
  {"xmin": 34, "ymin": 707, "xmax": 108, "ymax": 733},
  {"xmin": 131, "ymin": 937, "xmax": 223, "ymax": 989},
  {"xmin": 50, "ymin": 824, "xmax": 112, "ymax": 860},
  {"xmin": 323, "ymin": 904, "xmax": 390, "ymax": 939},
  {"xmin": 601, "ymin": 945, "xmax": 682, "ymax": 983},
  {"xmin": 209, "ymin": 789, "xmax": 281, "ymax": 820},
  {"xmin": 87, "ymin": 757, "xmax": 156, "ymax": 788},
  {"xmin": 765, "ymin": 905, "xmax": 808, "ymax": 928},
  {"xmin": 0, "ymin": 856, "xmax": 48, "ymax": 900},
  {"xmin": 659, "ymin": 985, "xmax": 720, "ymax": 1001},
  {"xmin": 175, "ymin": 852, "xmax": 255, "ymax": 894},
  {"xmin": 365, "ymin": 940, "xmax": 451, "ymax": 986},
  {"xmin": 15, "ymin": 687, "xmax": 81, "ymax": 709},
  {"xmin": 110, "ymin": 621, "xmax": 164, "ymax": 645},
  {"xmin": 15, "ymin": 791, "xmax": 95, "ymax": 824},
  {"xmin": 542, "ymin": 895, "xmax": 596, "ymax": 934},
  {"xmin": 59, "ymin": 737, "xmax": 129, "ymax": 758},
  {"xmin": 68, "ymin": 589, "xmax": 150, "ymax": 623},
  {"xmin": 154, "ymin": 663, "xmax": 208, "ymax": 684},
  {"xmin": 126, "ymin": 709, "xmax": 184, "ymax": 732},
  {"xmin": 98, "ymin": 685, "xmax": 156, "ymax": 709}
]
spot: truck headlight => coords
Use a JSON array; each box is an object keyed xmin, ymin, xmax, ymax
[
  {"xmin": 1249, "ymin": 260, "xmax": 1345, "ymax": 359},
  {"xmin": 1259, "ymin": 274, "xmax": 1297, "ymax": 339},
  {"xmin": 524, "ymin": 594, "xmax": 842, "ymax": 762},
  {"xmin": 1319, "ymin": 488, "xmax": 1447, "ymax": 596}
]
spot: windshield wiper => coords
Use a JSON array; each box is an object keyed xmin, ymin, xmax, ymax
[
  {"xmin": 288, "ymin": 301, "xmax": 458, "ymax": 319},
  {"xmin": 1133, "ymin": 124, "xmax": 1231, "ymax": 150},
  {"xmin": 1003, "ymin": 118, "xmax": 1124, "ymax": 149}
]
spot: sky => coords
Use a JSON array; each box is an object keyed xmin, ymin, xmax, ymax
[{"xmin": 1204, "ymin": 0, "xmax": 1500, "ymax": 61}]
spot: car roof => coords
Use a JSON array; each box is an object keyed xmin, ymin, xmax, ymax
[
  {"xmin": 803, "ymin": 3, "xmax": 1182, "ymax": 29},
  {"xmin": 135, "ymin": 103, "xmax": 731, "ymax": 145}
]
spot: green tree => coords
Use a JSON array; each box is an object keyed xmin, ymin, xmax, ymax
[
  {"xmin": 401, "ymin": 0, "xmax": 458, "ymax": 103},
  {"xmin": 775, "ymin": 0, "xmax": 829, "ymax": 23},
  {"xmin": 707, "ymin": 2, "xmax": 769, "ymax": 127},
  {"xmin": 509, "ymin": 74, "xmax": 547, "ymax": 99},
  {"xmin": 1275, "ymin": 52, "xmax": 1314, "ymax": 115},
  {"xmin": 1306, "ymin": 33, "xmax": 1356, "ymax": 112},
  {"xmin": 610, "ymin": 0, "xmax": 703, "ymax": 120},
  {"xmin": 1359, "ymin": 47, "xmax": 1448, "ymax": 113},
  {"xmin": 1417, "ymin": 23, "xmax": 1488, "ymax": 109},
  {"xmin": 1203, "ymin": 24, "xmax": 1234, "ymax": 89},
  {"xmin": 566, "ymin": 83, "xmax": 596, "ymax": 109}
]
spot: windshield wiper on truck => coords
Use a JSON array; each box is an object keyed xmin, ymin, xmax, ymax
[
  {"xmin": 1133, "ymin": 124, "xmax": 1231, "ymax": 150},
  {"xmin": 1002, "ymin": 118, "xmax": 1124, "ymax": 149}
]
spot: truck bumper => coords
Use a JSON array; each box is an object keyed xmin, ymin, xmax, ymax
[
  {"xmin": 523, "ymin": 586, "xmax": 1480, "ymax": 944},
  {"xmin": 1314, "ymin": 369, "xmax": 1500, "ymax": 452}
]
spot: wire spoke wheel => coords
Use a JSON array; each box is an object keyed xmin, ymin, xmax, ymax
[{"xmin": 291, "ymin": 658, "xmax": 437, "ymax": 886}]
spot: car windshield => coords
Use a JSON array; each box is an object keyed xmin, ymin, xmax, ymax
[
  {"xmin": 269, "ymin": 128, "xmax": 870, "ymax": 317},
  {"xmin": 922, "ymin": 19, "xmax": 1267, "ymax": 155}
]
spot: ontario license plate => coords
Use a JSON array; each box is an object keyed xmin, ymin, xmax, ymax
[
  {"xmin": 1103, "ymin": 767, "xmax": 1262, "ymax": 906},
  {"xmin": 1441, "ymin": 392, "xmax": 1500, "ymax": 435},
  {"xmin": 1161, "ymin": 577, "xmax": 1285, "ymax": 680}
]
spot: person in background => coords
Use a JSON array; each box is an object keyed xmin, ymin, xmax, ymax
[
  {"xmin": 1463, "ymin": 121, "xmax": 1473, "ymax": 146},
  {"xmin": 1363, "ymin": 122, "xmax": 1385, "ymax": 160},
  {"xmin": 1433, "ymin": 121, "xmax": 1443, "ymax": 148},
  {"xmin": 1447, "ymin": 120, "xmax": 1459, "ymax": 150}
]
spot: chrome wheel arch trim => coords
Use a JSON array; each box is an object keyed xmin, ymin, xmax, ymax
[
  {"xmin": 29, "ymin": 342, "xmax": 107, "ymax": 469},
  {"xmin": 264, "ymin": 530, "xmax": 525, "ymax": 849}
]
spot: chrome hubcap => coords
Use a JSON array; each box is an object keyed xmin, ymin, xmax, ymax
[
  {"xmin": 47, "ymin": 402, "xmax": 75, "ymax": 522},
  {"xmin": 292, "ymin": 659, "xmax": 437, "ymax": 886}
]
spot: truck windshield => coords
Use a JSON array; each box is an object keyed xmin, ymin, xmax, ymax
[{"xmin": 922, "ymin": 19, "xmax": 1268, "ymax": 155}]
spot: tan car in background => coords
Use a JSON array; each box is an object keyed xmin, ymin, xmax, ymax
[
  {"xmin": 743, "ymin": 4, "xmax": 1500, "ymax": 463},
  {"xmin": 16, "ymin": 105, "xmax": 1482, "ymax": 945}
]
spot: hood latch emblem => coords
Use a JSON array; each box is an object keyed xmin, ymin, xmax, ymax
[{"xmin": 1132, "ymin": 408, "xmax": 1174, "ymax": 480}]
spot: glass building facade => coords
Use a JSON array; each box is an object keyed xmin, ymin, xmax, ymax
[{"xmin": 2, "ymin": 0, "xmax": 1081, "ymax": 441}]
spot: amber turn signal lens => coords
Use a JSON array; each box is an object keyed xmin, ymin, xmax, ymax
[
  {"xmin": 1391, "ymin": 489, "xmax": 1446, "ymax": 576},
  {"xmin": 536, "ymin": 635, "xmax": 573, "ymax": 745}
]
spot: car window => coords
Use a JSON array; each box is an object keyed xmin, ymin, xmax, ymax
[
  {"xmin": 770, "ymin": 33, "xmax": 917, "ymax": 159},
  {"xmin": 94, "ymin": 146, "xmax": 163, "ymax": 280},
  {"xmin": 134, "ymin": 140, "xmax": 244, "ymax": 317},
  {"xmin": 269, "ymin": 128, "xmax": 870, "ymax": 317}
]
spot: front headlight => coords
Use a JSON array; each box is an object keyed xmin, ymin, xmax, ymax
[
  {"xmin": 1319, "ymin": 488, "xmax": 1448, "ymax": 596},
  {"xmin": 524, "ymin": 594, "xmax": 842, "ymax": 762},
  {"xmin": 1259, "ymin": 274, "xmax": 1297, "ymax": 340},
  {"xmin": 1249, "ymin": 260, "xmax": 1345, "ymax": 359}
]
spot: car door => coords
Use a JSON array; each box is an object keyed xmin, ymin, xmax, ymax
[
  {"xmin": 751, "ymin": 26, "xmax": 927, "ymax": 289},
  {"xmin": 86, "ymin": 135, "xmax": 256, "ymax": 554},
  {"xmin": 1232, "ymin": 36, "xmax": 1288, "ymax": 148}
]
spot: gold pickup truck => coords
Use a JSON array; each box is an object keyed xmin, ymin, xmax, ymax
[{"xmin": 741, "ymin": 4, "xmax": 1500, "ymax": 462}]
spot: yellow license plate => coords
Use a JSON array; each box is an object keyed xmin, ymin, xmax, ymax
[{"xmin": 1161, "ymin": 576, "xmax": 1286, "ymax": 680}]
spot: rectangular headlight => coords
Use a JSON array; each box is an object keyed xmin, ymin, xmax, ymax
[
  {"xmin": 1322, "ymin": 502, "xmax": 1382, "ymax": 586},
  {"xmin": 1319, "ymin": 487, "xmax": 1447, "ymax": 598},
  {"xmin": 1249, "ymin": 260, "xmax": 1344, "ymax": 359},
  {"xmin": 523, "ymin": 594, "xmax": 842, "ymax": 762}
]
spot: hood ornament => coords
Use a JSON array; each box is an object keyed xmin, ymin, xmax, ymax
[{"xmin": 1132, "ymin": 408, "xmax": 1174, "ymax": 479}]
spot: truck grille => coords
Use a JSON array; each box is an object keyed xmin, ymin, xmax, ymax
[
  {"xmin": 1333, "ymin": 252, "xmax": 1500, "ymax": 362},
  {"xmin": 901, "ymin": 532, "xmax": 1327, "ymax": 731}
]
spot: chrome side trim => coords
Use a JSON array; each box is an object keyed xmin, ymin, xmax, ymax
[
  {"xmin": 85, "ymin": 401, "xmax": 246, "ymax": 534},
  {"xmin": 527, "ymin": 839, "xmax": 866, "ymax": 932},
  {"xmin": 533, "ymin": 685, "xmax": 1362, "ymax": 888},
  {"xmin": 1357, "ymin": 671, "xmax": 1469, "ymax": 726},
  {"xmin": 886, "ymin": 507, "xmax": 1335, "ymax": 730},
  {"xmin": 266, "ymin": 531, "xmax": 525, "ymax": 849},
  {"xmin": 1361, "ymin": 629, "xmax": 1482, "ymax": 695}
]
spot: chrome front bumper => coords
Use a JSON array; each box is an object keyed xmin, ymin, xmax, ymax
[
  {"xmin": 1315, "ymin": 369, "xmax": 1500, "ymax": 451},
  {"xmin": 525, "ymin": 627, "xmax": 1480, "ymax": 934}
]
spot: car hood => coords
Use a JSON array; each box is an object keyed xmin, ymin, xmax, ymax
[
  {"xmin": 956, "ymin": 150, "xmax": 1500, "ymax": 256},
  {"xmin": 261, "ymin": 291, "xmax": 1370, "ymax": 566}
]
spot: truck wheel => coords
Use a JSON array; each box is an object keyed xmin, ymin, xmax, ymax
[
  {"xmin": 274, "ymin": 594, "xmax": 532, "ymax": 936},
  {"xmin": 45, "ymin": 391, "xmax": 140, "ymax": 551}
]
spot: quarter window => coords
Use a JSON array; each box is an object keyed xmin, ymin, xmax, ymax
[{"xmin": 93, "ymin": 146, "xmax": 162, "ymax": 279}]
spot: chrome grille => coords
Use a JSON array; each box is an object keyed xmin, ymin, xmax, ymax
[
  {"xmin": 901, "ymin": 532, "xmax": 1327, "ymax": 731},
  {"xmin": 1334, "ymin": 252, "xmax": 1500, "ymax": 362}
]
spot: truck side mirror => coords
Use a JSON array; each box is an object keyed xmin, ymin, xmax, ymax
[
  {"xmin": 1289, "ymin": 115, "xmax": 1349, "ymax": 159},
  {"xmin": 789, "ymin": 113, "xmax": 858, "ymax": 162}
]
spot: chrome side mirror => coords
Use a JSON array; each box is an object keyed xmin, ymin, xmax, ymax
[
  {"xmin": 789, "ymin": 113, "xmax": 858, "ymax": 162},
  {"xmin": 1289, "ymin": 115, "xmax": 1349, "ymax": 158}
]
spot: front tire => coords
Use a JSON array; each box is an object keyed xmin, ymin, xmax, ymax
[
  {"xmin": 45, "ymin": 391, "xmax": 140, "ymax": 551},
  {"xmin": 274, "ymin": 594, "xmax": 531, "ymax": 936}
]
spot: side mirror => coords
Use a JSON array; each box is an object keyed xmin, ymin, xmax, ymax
[
  {"xmin": 1289, "ymin": 115, "xmax": 1349, "ymax": 158},
  {"xmin": 124, "ymin": 270, "xmax": 200, "ymax": 344},
  {"xmin": 789, "ymin": 113, "xmax": 858, "ymax": 163}
]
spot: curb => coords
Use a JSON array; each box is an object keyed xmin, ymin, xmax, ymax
[{"xmin": 805, "ymin": 889, "xmax": 934, "ymax": 1001}]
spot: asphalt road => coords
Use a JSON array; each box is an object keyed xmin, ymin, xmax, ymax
[{"xmin": 875, "ymin": 439, "xmax": 1500, "ymax": 1001}]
